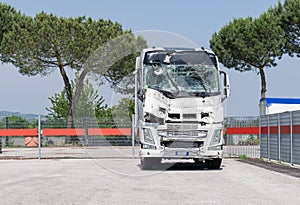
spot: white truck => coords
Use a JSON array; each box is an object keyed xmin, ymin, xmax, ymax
[{"xmin": 134, "ymin": 47, "xmax": 230, "ymax": 169}]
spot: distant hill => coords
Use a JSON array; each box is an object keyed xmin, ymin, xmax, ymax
[{"xmin": 0, "ymin": 111, "xmax": 45, "ymax": 122}]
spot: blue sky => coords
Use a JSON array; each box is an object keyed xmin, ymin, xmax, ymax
[{"xmin": 1, "ymin": 0, "xmax": 298, "ymax": 117}]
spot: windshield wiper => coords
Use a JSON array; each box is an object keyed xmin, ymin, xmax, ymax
[
  {"xmin": 189, "ymin": 76, "xmax": 208, "ymax": 91},
  {"xmin": 156, "ymin": 89, "xmax": 176, "ymax": 99},
  {"xmin": 148, "ymin": 86, "xmax": 176, "ymax": 99}
]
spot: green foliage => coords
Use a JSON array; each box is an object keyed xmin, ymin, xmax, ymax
[
  {"xmin": 247, "ymin": 135, "xmax": 260, "ymax": 145},
  {"xmin": 278, "ymin": 160, "xmax": 288, "ymax": 166},
  {"xmin": 210, "ymin": 14, "xmax": 285, "ymax": 71},
  {"xmin": 1, "ymin": 12, "xmax": 126, "ymax": 75},
  {"xmin": 85, "ymin": 34, "xmax": 147, "ymax": 94},
  {"xmin": 111, "ymin": 97, "xmax": 134, "ymax": 119},
  {"xmin": 0, "ymin": 3, "xmax": 22, "ymax": 55},
  {"xmin": 46, "ymin": 89, "xmax": 70, "ymax": 119},
  {"xmin": 108, "ymin": 97, "xmax": 134, "ymax": 128},
  {"xmin": 95, "ymin": 104, "xmax": 113, "ymax": 119},
  {"xmin": 0, "ymin": 8, "xmax": 146, "ymax": 127},
  {"xmin": 0, "ymin": 116, "xmax": 30, "ymax": 128},
  {"xmin": 46, "ymin": 75, "xmax": 111, "ymax": 119},
  {"xmin": 4, "ymin": 138, "xmax": 15, "ymax": 148},
  {"xmin": 210, "ymin": 11, "xmax": 285, "ymax": 98},
  {"xmin": 283, "ymin": 0, "xmax": 300, "ymax": 56},
  {"xmin": 239, "ymin": 154, "xmax": 248, "ymax": 160},
  {"xmin": 270, "ymin": 0, "xmax": 300, "ymax": 57},
  {"xmin": 74, "ymin": 80, "xmax": 102, "ymax": 118}
]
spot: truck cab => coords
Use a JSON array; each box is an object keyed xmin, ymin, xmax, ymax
[{"xmin": 135, "ymin": 47, "xmax": 230, "ymax": 169}]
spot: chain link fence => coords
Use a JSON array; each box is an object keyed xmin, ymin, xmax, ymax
[
  {"xmin": 0, "ymin": 115, "xmax": 136, "ymax": 159},
  {"xmin": 1, "ymin": 114, "xmax": 262, "ymax": 159},
  {"xmin": 224, "ymin": 116, "xmax": 260, "ymax": 158}
]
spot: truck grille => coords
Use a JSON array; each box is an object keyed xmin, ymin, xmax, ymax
[
  {"xmin": 167, "ymin": 130, "xmax": 206, "ymax": 138},
  {"xmin": 167, "ymin": 124, "xmax": 198, "ymax": 130},
  {"xmin": 158, "ymin": 130, "xmax": 207, "ymax": 138},
  {"xmin": 183, "ymin": 114, "xmax": 197, "ymax": 119},
  {"xmin": 170, "ymin": 130, "xmax": 197, "ymax": 137},
  {"xmin": 161, "ymin": 140, "xmax": 204, "ymax": 148}
]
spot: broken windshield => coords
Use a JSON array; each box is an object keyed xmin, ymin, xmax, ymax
[{"xmin": 143, "ymin": 51, "xmax": 220, "ymax": 98}]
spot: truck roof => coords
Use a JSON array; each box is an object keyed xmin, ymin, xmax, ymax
[{"xmin": 141, "ymin": 47, "xmax": 215, "ymax": 54}]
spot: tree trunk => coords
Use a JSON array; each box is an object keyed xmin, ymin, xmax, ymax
[
  {"xmin": 67, "ymin": 69, "xmax": 89, "ymax": 144},
  {"xmin": 58, "ymin": 65, "xmax": 73, "ymax": 126},
  {"xmin": 71, "ymin": 69, "xmax": 89, "ymax": 116},
  {"xmin": 58, "ymin": 64, "xmax": 76, "ymax": 144},
  {"xmin": 258, "ymin": 67, "xmax": 267, "ymax": 99}
]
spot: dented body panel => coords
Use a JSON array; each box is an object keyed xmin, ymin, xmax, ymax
[{"xmin": 135, "ymin": 47, "xmax": 229, "ymax": 169}]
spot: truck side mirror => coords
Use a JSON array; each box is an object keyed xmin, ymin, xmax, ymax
[
  {"xmin": 220, "ymin": 71, "xmax": 230, "ymax": 100},
  {"xmin": 137, "ymin": 89, "xmax": 144, "ymax": 101},
  {"xmin": 135, "ymin": 57, "xmax": 141, "ymax": 69}
]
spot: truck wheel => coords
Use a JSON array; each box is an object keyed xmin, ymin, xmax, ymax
[
  {"xmin": 141, "ymin": 157, "xmax": 161, "ymax": 170},
  {"xmin": 206, "ymin": 159, "xmax": 222, "ymax": 169},
  {"xmin": 193, "ymin": 159, "xmax": 204, "ymax": 164}
]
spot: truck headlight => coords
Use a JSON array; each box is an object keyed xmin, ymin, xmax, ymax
[
  {"xmin": 209, "ymin": 129, "xmax": 222, "ymax": 146},
  {"xmin": 158, "ymin": 130, "xmax": 167, "ymax": 137},
  {"xmin": 143, "ymin": 128, "xmax": 155, "ymax": 145}
]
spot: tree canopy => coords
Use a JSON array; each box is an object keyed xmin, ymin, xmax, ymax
[
  {"xmin": 0, "ymin": 116, "xmax": 30, "ymax": 129},
  {"xmin": 210, "ymin": 10, "xmax": 286, "ymax": 99},
  {"xmin": 0, "ymin": 3, "xmax": 21, "ymax": 54},
  {"xmin": 0, "ymin": 7, "xmax": 146, "ymax": 127},
  {"xmin": 111, "ymin": 97, "xmax": 134, "ymax": 119},
  {"xmin": 270, "ymin": 0, "xmax": 300, "ymax": 57}
]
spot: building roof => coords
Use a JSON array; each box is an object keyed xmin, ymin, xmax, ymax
[{"xmin": 262, "ymin": 98, "xmax": 300, "ymax": 107}]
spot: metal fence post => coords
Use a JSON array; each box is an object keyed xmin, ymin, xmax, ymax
[
  {"xmin": 226, "ymin": 129, "xmax": 230, "ymax": 158},
  {"xmin": 259, "ymin": 115, "xmax": 261, "ymax": 159},
  {"xmin": 0, "ymin": 132, "xmax": 2, "ymax": 154},
  {"xmin": 267, "ymin": 115, "xmax": 270, "ymax": 161},
  {"xmin": 290, "ymin": 112, "xmax": 293, "ymax": 165},
  {"xmin": 5, "ymin": 117, "xmax": 8, "ymax": 146},
  {"xmin": 278, "ymin": 113, "xmax": 281, "ymax": 162},
  {"xmin": 84, "ymin": 117, "xmax": 88, "ymax": 146},
  {"xmin": 38, "ymin": 115, "xmax": 41, "ymax": 160},
  {"xmin": 131, "ymin": 114, "xmax": 135, "ymax": 159}
]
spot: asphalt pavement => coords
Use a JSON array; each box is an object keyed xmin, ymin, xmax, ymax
[{"xmin": 0, "ymin": 158, "xmax": 300, "ymax": 204}]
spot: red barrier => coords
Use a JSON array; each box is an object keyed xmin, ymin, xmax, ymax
[
  {"xmin": 89, "ymin": 128, "xmax": 131, "ymax": 136},
  {"xmin": 260, "ymin": 125, "xmax": 300, "ymax": 135},
  {"xmin": 227, "ymin": 125, "xmax": 300, "ymax": 135},
  {"xmin": 226, "ymin": 127, "xmax": 259, "ymax": 135},
  {"xmin": 42, "ymin": 128, "xmax": 131, "ymax": 136},
  {"xmin": 42, "ymin": 128, "xmax": 85, "ymax": 136},
  {"xmin": 0, "ymin": 129, "xmax": 38, "ymax": 136},
  {"xmin": 1, "ymin": 126, "xmax": 299, "ymax": 137},
  {"xmin": 0, "ymin": 128, "xmax": 131, "ymax": 137}
]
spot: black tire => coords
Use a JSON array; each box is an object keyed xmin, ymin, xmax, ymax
[
  {"xmin": 141, "ymin": 157, "xmax": 161, "ymax": 170},
  {"xmin": 193, "ymin": 158, "xmax": 204, "ymax": 164},
  {"xmin": 206, "ymin": 158, "xmax": 222, "ymax": 169}
]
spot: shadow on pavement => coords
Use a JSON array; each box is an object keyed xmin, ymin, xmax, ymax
[{"xmin": 138, "ymin": 161, "xmax": 224, "ymax": 171}]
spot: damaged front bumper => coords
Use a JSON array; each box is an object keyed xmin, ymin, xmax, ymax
[{"xmin": 139, "ymin": 146, "xmax": 223, "ymax": 160}]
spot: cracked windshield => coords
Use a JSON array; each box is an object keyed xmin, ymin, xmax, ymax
[{"xmin": 144, "ymin": 51, "xmax": 220, "ymax": 98}]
